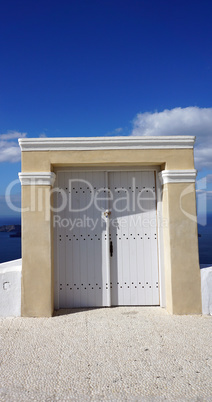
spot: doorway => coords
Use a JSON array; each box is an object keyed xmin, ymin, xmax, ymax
[{"xmin": 54, "ymin": 169, "xmax": 159, "ymax": 308}]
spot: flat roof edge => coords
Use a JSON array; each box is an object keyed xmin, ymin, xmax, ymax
[{"xmin": 18, "ymin": 136, "xmax": 196, "ymax": 151}]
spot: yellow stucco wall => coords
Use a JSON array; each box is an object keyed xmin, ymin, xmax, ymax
[
  {"xmin": 21, "ymin": 186, "xmax": 53, "ymax": 317},
  {"xmin": 162, "ymin": 183, "xmax": 202, "ymax": 314},
  {"xmin": 22, "ymin": 149, "xmax": 195, "ymax": 171},
  {"xmin": 20, "ymin": 147, "xmax": 201, "ymax": 316}
]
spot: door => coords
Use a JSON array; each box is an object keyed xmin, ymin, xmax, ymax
[
  {"xmin": 54, "ymin": 171, "xmax": 110, "ymax": 308},
  {"xmin": 55, "ymin": 170, "xmax": 159, "ymax": 308},
  {"xmin": 109, "ymin": 171, "xmax": 159, "ymax": 306}
]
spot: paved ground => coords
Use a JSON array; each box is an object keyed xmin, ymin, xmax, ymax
[{"xmin": 0, "ymin": 307, "xmax": 211, "ymax": 401}]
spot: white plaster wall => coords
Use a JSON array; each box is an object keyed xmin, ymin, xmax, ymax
[
  {"xmin": 0, "ymin": 258, "xmax": 211, "ymax": 316},
  {"xmin": 0, "ymin": 259, "xmax": 22, "ymax": 317},
  {"xmin": 200, "ymin": 265, "xmax": 212, "ymax": 315}
]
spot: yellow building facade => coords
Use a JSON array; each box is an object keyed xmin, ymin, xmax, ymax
[{"xmin": 18, "ymin": 136, "xmax": 202, "ymax": 316}]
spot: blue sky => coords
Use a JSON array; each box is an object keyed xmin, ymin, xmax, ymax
[{"xmin": 1, "ymin": 0, "xmax": 212, "ymax": 219}]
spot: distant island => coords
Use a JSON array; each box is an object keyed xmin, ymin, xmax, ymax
[{"xmin": 0, "ymin": 225, "xmax": 21, "ymax": 238}]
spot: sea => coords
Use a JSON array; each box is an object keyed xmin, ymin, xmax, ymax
[
  {"xmin": 0, "ymin": 216, "xmax": 21, "ymax": 263},
  {"xmin": 197, "ymin": 214, "xmax": 212, "ymax": 265},
  {"xmin": 0, "ymin": 215, "xmax": 212, "ymax": 265}
]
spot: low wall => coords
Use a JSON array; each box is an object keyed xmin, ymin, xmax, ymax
[
  {"xmin": 0, "ymin": 259, "xmax": 211, "ymax": 316},
  {"xmin": 0, "ymin": 259, "xmax": 22, "ymax": 317},
  {"xmin": 200, "ymin": 265, "xmax": 212, "ymax": 315}
]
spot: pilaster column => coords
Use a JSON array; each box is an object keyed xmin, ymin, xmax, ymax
[
  {"xmin": 19, "ymin": 172, "xmax": 56, "ymax": 317},
  {"xmin": 159, "ymin": 170, "xmax": 202, "ymax": 314}
]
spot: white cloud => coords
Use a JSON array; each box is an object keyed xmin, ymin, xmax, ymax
[
  {"xmin": 206, "ymin": 174, "xmax": 212, "ymax": 183},
  {"xmin": 196, "ymin": 190, "xmax": 212, "ymax": 201},
  {"xmin": 114, "ymin": 127, "xmax": 123, "ymax": 133},
  {"xmin": 0, "ymin": 131, "xmax": 27, "ymax": 140},
  {"xmin": 131, "ymin": 107, "xmax": 212, "ymax": 170},
  {"xmin": 0, "ymin": 131, "xmax": 27, "ymax": 163},
  {"xmin": 106, "ymin": 127, "xmax": 123, "ymax": 136}
]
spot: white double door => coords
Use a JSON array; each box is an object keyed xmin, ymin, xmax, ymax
[{"xmin": 55, "ymin": 170, "xmax": 159, "ymax": 308}]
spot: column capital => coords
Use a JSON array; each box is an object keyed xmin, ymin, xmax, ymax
[
  {"xmin": 159, "ymin": 169, "xmax": 197, "ymax": 185},
  {"xmin": 18, "ymin": 172, "xmax": 56, "ymax": 186}
]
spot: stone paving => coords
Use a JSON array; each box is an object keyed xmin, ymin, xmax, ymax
[{"xmin": 0, "ymin": 307, "xmax": 211, "ymax": 401}]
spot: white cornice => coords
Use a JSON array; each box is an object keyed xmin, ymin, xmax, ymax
[
  {"xmin": 18, "ymin": 136, "xmax": 196, "ymax": 151},
  {"xmin": 159, "ymin": 170, "xmax": 197, "ymax": 184},
  {"xmin": 18, "ymin": 172, "xmax": 56, "ymax": 186}
]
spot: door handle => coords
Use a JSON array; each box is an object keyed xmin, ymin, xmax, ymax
[
  {"xmin": 110, "ymin": 241, "xmax": 113, "ymax": 257},
  {"xmin": 104, "ymin": 209, "xmax": 111, "ymax": 218}
]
